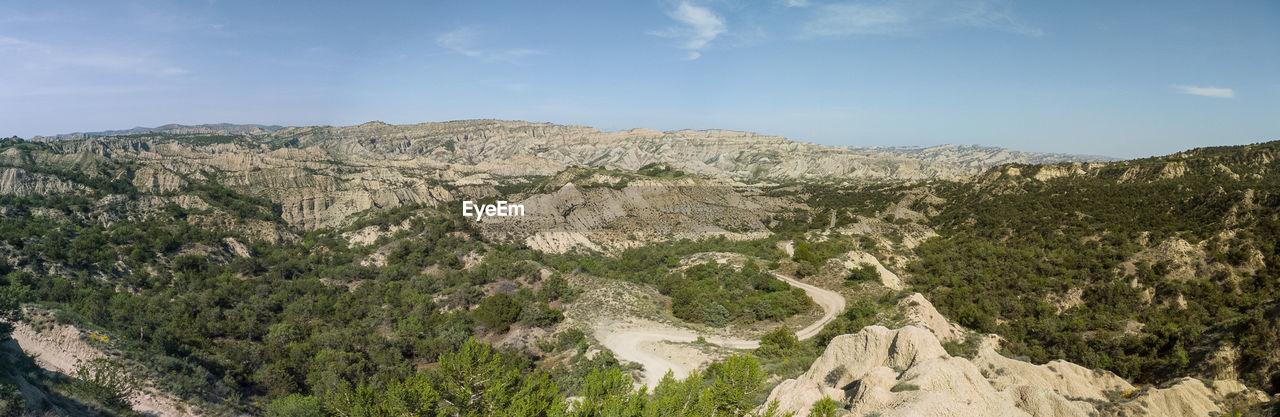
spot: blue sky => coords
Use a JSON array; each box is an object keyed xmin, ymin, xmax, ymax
[{"xmin": 1, "ymin": 1, "xmax": 1276, "ymax": 158}]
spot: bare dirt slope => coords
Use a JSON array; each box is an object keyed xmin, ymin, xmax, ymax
[{"xmin": 8, "ymin": 312, "xmax": 203, "ymax": 417}]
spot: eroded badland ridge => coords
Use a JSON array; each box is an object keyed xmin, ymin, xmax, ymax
[
  {"xmin": 2, "ymin": 121, "xmax": 1278, "ymax": 416},
  {"xmin": 13, "ymin": 120, "xmax": 1100, "ymax": 230}
]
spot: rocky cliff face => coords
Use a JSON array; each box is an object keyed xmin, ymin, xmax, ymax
[
  {"xmin": 0, "ymin": 121, "xmax": 1131, "ymax": 251},
  {"xmin": 766, "ymin": 294, "xmax": 1272, "ymax": 417},
  {"xmin": 30, "ymin": 120, "xmax": 1115, "ymax": 182},
  {"xmin": 263, "ymin": 120, "xmax": 976, "ymax": 180},
  {"xmin": 5, "ymin": 120, "xmax": 1075, "ymax": 242},
  {"xmin": 0, "ymin": 167, "xmax": 85, "ymax": 196}
]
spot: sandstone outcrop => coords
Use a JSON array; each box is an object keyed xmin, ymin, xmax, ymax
[
  {"xmin": 0, "ymin": 167, "xmax": 85, "ymax": 196},
  {"xmin": 766, "ymin": 295, "xmax": 1272, "ymax": 417},
  {"xmin": 894, "ymin": 293, "xmax": 964, "ymax": 343},
  {"xmin": 841, "ymin": 251, "xmax": 904, "ymax": 290}
]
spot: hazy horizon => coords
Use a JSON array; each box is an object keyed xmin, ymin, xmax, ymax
[
  {"xmin": 2, "ymin": 0, "xmax": 1277, "ymax": 158},
  {"xmin": 19, "ymin": 118, "xmax": 1140, "ymax": 160}
]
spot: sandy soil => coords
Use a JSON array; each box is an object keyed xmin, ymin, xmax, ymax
[
  {"xmin": 593, "ymin": 263, "xmax": 846, "ymax": 388},
  {"xmin": 8, "ymin": 313, "xmax": 202, "ymax": 417},
  {"xmin": 770, "ymin": 272, "xmax": 845, "ymax": 340}
]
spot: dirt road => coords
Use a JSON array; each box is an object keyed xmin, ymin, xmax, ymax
[
  {"xmin": 770, "ymin": 272, "xmax": 845, "ymax": 340},
  {"xmin": 594, "ymin": 263, "xmax": 846, "ymax": 388}
]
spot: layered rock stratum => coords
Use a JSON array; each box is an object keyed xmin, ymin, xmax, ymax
[{"xmin": 3, "ymin": 120, "xmax": 1106, "ymax": 252}]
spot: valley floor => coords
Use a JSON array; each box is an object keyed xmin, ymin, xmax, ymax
[{"xmin": 586, "ymin": 247, "xmax": 847, "ymax": 388}]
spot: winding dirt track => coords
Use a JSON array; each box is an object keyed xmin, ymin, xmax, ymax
[{"xmin": 594, "ymin": 266, "xmax": 846, "ymax": 388}]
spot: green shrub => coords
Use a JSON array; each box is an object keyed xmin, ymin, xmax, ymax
[
  {"xmin": 266, "ymin": 394, "xmax": 324, "ymax": 417},
  {"xmin": 814, "ymin": 299, "xmax": 883, "ymax": 347},
  {"xmin": 845, "ymin": 263, "xmax": 879, "ymax": 284},
  {"xmin": 519, "ymin": 302, "xmax": 564, "ymax": 328},
  {"xmin": 809, "ymin": 397, "xmax": 841, "ymax": 417},
  {"xmin": 664, "ymin": 261, "xmax": 812, "ymax": 327},
  {"xmin": 0, "ymin": 384, "xmax": 25, "ymax": 417},
  {"xmin": 473, "ymin": 293, "xmax": 522, "ymax": 332},
  {"xmin": 71, "ymin": 358, "xmax": 137, "ymax": 410},
  {"xmin": 756, "ymin": 327, "xmax": 801, "ymax": 358},
  {"xmin": 554, "ymin": 329, "xmax": 586, "ymax": 352},
  {"xmin": 942, "ymin": 333, "xmax": 980, "ymax": 359}
]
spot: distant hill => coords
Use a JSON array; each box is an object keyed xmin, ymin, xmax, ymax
[
  {"xmin": 31, "ymin": 123, "xmax": 285, "ymax": 141},
  {"xmin": 849, "ymin": 144, "xmax": 1118, "ymax": 169},
  {"xmin": 26, "ymin": 120, "xmax": 1110, "ymax": 182}
]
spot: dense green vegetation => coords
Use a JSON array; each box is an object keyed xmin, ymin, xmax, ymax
[
  {"xmin": 754, "ymin": 327, "xmax": 802, "ymax": 359},
  {"xmin": 911, "ymin": 142, "xmax": 1280, "ymax": 392},
  {"xmin": 813, "ymin": 297, "xmax": 896, "ymax": 348},
  {"xmin": 660, "ymin": 261, "xmax": 812, "ymax": 327},
  {"xmin": 568, "ymin": 236, "xmax": 820, "ymax": 326},
  {"xmin": 12, "ymin": 131, "xmax": 1280, "ymax": 414},
  {"xmin": 844, "ymin": 263, "xmax": 878, "ymax": 285},
  {"xmin": 763, "ymin": 182, "xmax": 912, "ymax": 230},
  {"xmin": 309, "ymin": 340, "xmax": 788, "ymax": 417},
  {"xmin": 0, "ymin": 274, "xmax": 21, "ymax": 341},
  {"xmin": 0, "ymin": 139, "xmax": 826, "ymax": 415},
  {"xmin": 0, "ymin": 159, "xmax": 588, "ymax": 413},
  {"xmin": 185, "ymin": 176, "xmax": 284, "ymax": 223},
  {"xmin": 576, "ymin": 236, "xmax": 785, "ymax": 282},
  {"xmin": 637, "ymin": 163, "xmax": 688, "ymax": 178},
  {"xmin": 791, "ymin": 235, "xmax": 858, "ymax": 277}
]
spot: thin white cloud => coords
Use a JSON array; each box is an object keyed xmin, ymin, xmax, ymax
[
  {"xmin": 0, "ymin": 83, "xmax": 159, "ymax": 98},
  {"xmin": 803, "ymin": 3, "xmax": 908, "ymax": 37},
  {"xmin": 799, "ymin": 0, "xmax": 1042, "ymax": 38},
  {"xmin": 0, "ymin": 35, "xmax": 35, "ymax": 47},
  {"xmin": 1173, "ymin": 85, "xmax": 1235, "ymax": 99},
  {"xmin": 436, "ymin": 27, "xmax": 542, "ymax": 62},
  {"xmin": 651, "ymin": 2, "xmax": 726, "ymax": 60},
  {"xmin": 785, "ymin": 0, "xmax": 811, "ymax": 7},
  {"xmin": 0, "ymin": 34, "xmax": 187, "ymax": 76},
  {"xmin": 437, "ymin": 27, "xmax": 482, "ymax": 57},
  {"xmin": 945, "ymin": 1, "xmax": 1043, "ymax": 37}
]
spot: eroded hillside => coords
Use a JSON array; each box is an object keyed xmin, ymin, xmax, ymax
[{"xmin": 2, "ymin": 127, "xmax": 1277, "ymax": 416}]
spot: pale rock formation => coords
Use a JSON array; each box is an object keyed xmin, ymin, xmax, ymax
[
  {"xmin": 766, "ymin": 326, "xmax": 949, "ymax": 415},
  {"xmin": 836, "ymin": 217, "xmax": 939, "ymax": 251},
  {"xmin": 0, "ymin": 167, "xmax": 84, "ymax": 196},
  {"xmin": 1159, "ymin": 161, "xmax": 1189, "ymax": 179},
  {"xmin": 1112, "ymin": 378, "xmax": 1269, "ymax": 416},
  {"xmin": 223, "ymin": 237, "xmax": 250, "ymax": 258},
  {"xmin": 766, "ymin": 295, "xmax": 1272, "ymax": 417},
  {"xmin": 486, "ymin": 178, "xmax": 780, "ymax": 253},
  {"xmin": 131, "ymin": 166, "xmax": 186, "ymax": 193},
  {"xmin": 14, "ymin": 120, "xmax": 1052, "ymax": 235},
  {"xmin": 1033, "ymin": 162, "xmax": 1089, "ymax": 181},
  {"xmin": 894, "ymin": 294, "xmax": 965, "ymax": 343},
  {"xmin": 843, "ymin": 251, "xmax": 904, "ymax": 290},
  {"xmin": 6, "ymin": 120, "xmax": 1105, "ymax": 253}
]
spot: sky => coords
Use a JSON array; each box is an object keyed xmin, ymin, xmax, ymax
[{"xmin": 1, "ymin": 0, "xmax": 1277, "ymax": 158}]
